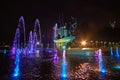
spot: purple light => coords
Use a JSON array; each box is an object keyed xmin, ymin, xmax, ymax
[
  {"xmin": 54, "ymin": 53, "xmax": 59, "ymax": 60},
  {"xmin": 12, "ymin": 47, "xmax": 16, "ymax": 54}
]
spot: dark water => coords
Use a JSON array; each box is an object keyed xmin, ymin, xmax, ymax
[{"xmin": 0, "ymin": 50, "xmax": 120, "ymax": 80}]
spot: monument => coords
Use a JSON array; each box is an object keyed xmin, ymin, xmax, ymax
[{"xmin": 53, "ymin": 17, "xmax": 77, "ymax": 49}]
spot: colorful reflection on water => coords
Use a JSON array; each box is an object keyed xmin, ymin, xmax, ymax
[
  {"xmin": 69, "ymin": 63, "xmax": 93, "ymax": 79},
  {"xmin": 0, "ymin": 49, "xmax": 120, "ymax": 79}
]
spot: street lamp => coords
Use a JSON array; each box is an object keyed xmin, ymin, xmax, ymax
[{"xmin": 81, "ymin": 40, "xmax": 87, "ymax": 47}]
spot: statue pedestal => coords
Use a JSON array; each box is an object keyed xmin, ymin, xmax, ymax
[{"xmin": 54, "ymin": 36, "xmax": 75, "ymax": 49}]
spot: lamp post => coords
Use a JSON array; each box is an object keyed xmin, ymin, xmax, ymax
[
  {"xmin": 104, "ymin": 41, "xmax": 107, "ymax": 48},
  {"xmin": 100, "ymin": 41, "xmax": 103, "ymax": 47},
  {"xmin": 95, "ymin": 41, "xmax": 98, "ymax": 48},
  {"xmin": 90, "ymin": 40, "xmax": 93, "ymax": 48}
]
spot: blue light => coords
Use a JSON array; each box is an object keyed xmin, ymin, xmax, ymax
[
  {"xmin": 13, "ymin": 65, "xmax": 19, "ymax": 77},
  {"xmin": 45, "ymin": 49, "xmax": 53, "ymax": 53},
  {"xmin": 110, "ymin": 47, "xmax": 113, "ymax": 56},
  {"xmin": 99, "ymin": 71, "xmax": 106, "ymax": 79},
  {"xmin": 61, "ymin": 61, "xmax": 67, "ymax": 78},
  {"xmin": 13, "ymin": 52, "xmax": 20, "ymax": 77},
  {"xmin": 98, "ymin": 49, "xmax": 106, "ymax": 73},
  {"xmin": 12, "ymin": 47, "xmax": 16, "ymax": 54},
  {"xmin": 101, "ymin": 69, "xmax": 106, "ymax": 73},
  {"xmin": 3, "ymin": 49, "xmax": 7, "ymax": 54},
  {"xmin": 116, "ymin": 47, "xmax": 119, "ymax": 57},
  {"xmin": 62, "ymin": 74, "xmax": 67, "ymax": 78},
  {"xmin": 60, "ymin": 50, "xmax": 67, "ymax": 78}
]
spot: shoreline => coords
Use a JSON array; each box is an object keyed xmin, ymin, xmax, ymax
[{"xmin": 66, "ymin": 47, "xmax": 120, "ymax": 53}]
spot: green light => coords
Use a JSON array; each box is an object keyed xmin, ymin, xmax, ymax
[
  {"xmin": 62, "ymin": 46, "xmax": 66, "ymax": 50},
  {"xmin": 114, "ymin": 66, "xmax": 120, "ymax": 69},
  {"xmin": 109, "ymin": 65, "xmax": 120, "ymax": 70}
]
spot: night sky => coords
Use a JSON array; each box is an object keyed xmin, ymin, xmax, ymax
[{"xmin": 1, "ymin": 0, "xmax": 120, "ymax": 44}]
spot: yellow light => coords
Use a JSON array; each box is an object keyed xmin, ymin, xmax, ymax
[{"xmin": 81, "ymin": 40, "xmax": 87, "ymax": 46}]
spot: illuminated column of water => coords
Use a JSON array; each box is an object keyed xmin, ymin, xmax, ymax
[
  {"xmin": 116, "ymin": 47, "xmax": 119, "ymax": 57},
  {"xmin": 53, "ymin": 24, "xmax": 58, "ymax": 60},
  {"xmin": 13, "ymin": 49, "xmax": 20, "ymax": 77},
  {"xmin": 18, "ymin": 16, "xmax": 26, "ymax": 48},
  {"xmin": 28, "ymin": 31, "xmax": 34, "ymax": 54},
  {"xmin": 110, "ymin": 47, "xmax": 113, "ymax": 57},
  {"xmin": 34, "ymin": 19, "xmax": 41, "ymax": 45},
  {"xmin": 60, "ymin": 50, "xmax": 68, "ymax": 79},
  {"xmin": 33, "ymin": 31, "xmax": 38, "ymax": 51},
  {"xmin": 98, "ymin": 49, "xmax": 106, "ymax": 73},
  {"xmin": 12, "ymin": 16, "xmax": 26, "ymax": 55},
  {"xmin": 11, "ymin": 28, "xmax": 20, "ymax": 54},
  {"xmin": 53, "ymin": 23, "xmax": 58, "ymax": 49},
  {"xmin": 33, "ymin": 32, "xmax": 40, "ymax": 57}
]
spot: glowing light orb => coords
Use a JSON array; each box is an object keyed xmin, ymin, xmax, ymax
[
  {"xmin": 100, "ymin": 69, "xmax": 106, "ymax": 73},
  {"xmin": 36, "ymin": 41, "xmax": 40, "ymax": 45},
  {"xmin": 81, "ymin": 40, "xmax": 87, "ymax": 46},
  {"xmin": 68, "ymin": 47, "xmax": 71, "ymax": 50}
]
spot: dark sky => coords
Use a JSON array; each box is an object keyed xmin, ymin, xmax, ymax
[{"xmin": 1, "ymin": 0, "xmax": 120, "ymax": 44}]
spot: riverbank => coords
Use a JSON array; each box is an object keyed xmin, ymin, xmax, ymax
[{"xmin": 67, "ymin": 47, "xmax": 120, "ymax": 53}]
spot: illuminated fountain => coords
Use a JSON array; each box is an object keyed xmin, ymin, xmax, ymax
[
  {"xmin": 33, "ymin": 18, "xmax": 42, "ymax": 54},
  {"xmin": 11, "ymin": 16, "xmax": 42, "ymax": 57},
  {"xmin": 11, "ymin": 28, "xmax": 20, "ymax": 55},
  {"xmin": 52, "ymin": 23, "xmax": 59, "ymax": 59},
  {"xmin": 18, "ymin": 16, "xmax": 26, "ymax": 48},
  {"xmin": 27, "ymin": 31, "xmax": 34, "ymax": 56},
  {"xmin": 98, "ymin": 49, "xmax": 106, "ymax": 73},
  {"xmin": 110, "ymin": 47, "xmax": 120, "ymax": 58},
  {"xmin": 110, "ymin": 47, "xmax": 113, "ymax": 57},
  {"xmin": 33, "ymin": 19, "xmax": 41, "ymax": 45},
  {"xmin": 60, "ymin": 50, "xmax": 68, "ymax": 79},
  {"xmin": 12, "ymin": 49, "xmax": 20, "ymax": 77},
  {"xmin": 94, "ymin": 49, "xmax": 106, "ymax": 73},
  {"xmin": 94, "ymin": 49, "xmax": 106, "ymax": 79},
  {"xmin": 54, "ymin": 18, "xmax": 77, "ymax": 79},
  {"xmin": 11, "ymin": 16, "xmax": 26, "ymax": 55},
  {"xmin": 26, "ymin": 18, "xmax": 42, "ymax": 56},
  {"xmin": 116, "ymin": 47, "xmax": 119, "ymax": 58},
  {"xmin": 53, "ymin": 23, "xmax": 58, "ymax": 49},
  {"xmin": 11, "ymin": 16, "xmax": 77, "ymax": 58}
]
